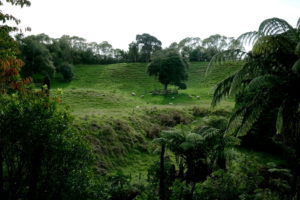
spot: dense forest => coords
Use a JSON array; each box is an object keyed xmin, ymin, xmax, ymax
[{"xmin": 1, "ymin": 0, "xmax": 300, "ymax": 200}]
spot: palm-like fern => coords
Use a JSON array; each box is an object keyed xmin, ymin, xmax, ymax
[
  {"xmin": 207, "ymin": 19, "xmax": 300, "ymax": 199},
  {"xmin": 208, "ymin": 17, "xmax": 300, "ymax": 152}
]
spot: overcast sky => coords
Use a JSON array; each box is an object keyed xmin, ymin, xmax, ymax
[{"xmin": 3, "ymin": 0, "xmax": 300, "ymax": 50}]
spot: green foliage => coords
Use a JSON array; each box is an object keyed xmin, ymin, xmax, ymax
[
  {"xmin": 169, "ymin": 180, "xmax": 192, "ymax": 200},
  {"xmin": 128, "ymin": 42, "xmax": 139, "ymax": 62},
  {"xmin": 136, "ymin": 33, "xmax": 162, "ymax": 62},
  {"xmin": 58, "ymin": 62, "xmax": 74, "ymax": 81},
  {"xmin": 193, "ymin": 158, "xmax": 292, "ymax": 200},
  {"xmin": 207, "ymin": 17, "xmax": 300, "ymax": 199},
  {"xmin": 0, "ymin": 0, "xmax": 31, "ymax": 33},
  {"xmin": 0, "ymin": 93, "xmax": 97, "ymax": 200},
  {"xmin": 148, "ymin": 49, "xmax": 188, "ymax": 92},
  {"xmin": 106, "ymin": 171, "xmax": 141, "ymax": 200},
  {"xmin": 172, "ymin": 35, "xmax": 243, "ymax": 62},
  {"xmin": 134, "ymin": 159, "xmax": 176, "ymax": 200},
  {"xmin": 18, "ymin": 35, "xmax": 55, "ymax": 78},
  {"xmin": 209, "ymin": 17, "xmax": 300, "ymax": 149}
]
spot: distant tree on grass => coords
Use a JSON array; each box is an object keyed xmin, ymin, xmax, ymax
[
  {"xmin": 147, "ymin": 49, "xmax": 188, "ymax": 93},
  {"xmin": 58, "ymin": 62, "xmax": 74, "ymax": 82}
]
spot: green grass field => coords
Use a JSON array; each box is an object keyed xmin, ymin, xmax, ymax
[{"xmin": 52, "ymin": 62, "xmax": 240, "ymax": 116}]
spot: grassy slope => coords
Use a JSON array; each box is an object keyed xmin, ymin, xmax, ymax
[
  {"xmin": 52, "ymin": 62, "xmax": 240, "ymax": 116},
  {"xmin": 52, "ymin": 62, "xmax": 241, "ymax": 178}
]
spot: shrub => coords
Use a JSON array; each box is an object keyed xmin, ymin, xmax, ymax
[
  {"xmin": 169, "ymin": 180, "xmax": 192, "ymax": 200},
  {"xmin": 176, "ymin": 82, "xmax": 187, "ymax": 90},
  {"xmin": 0, "ymin": 93, "xmax": 97, "ymax": 200},
  {"xmin": 59, "ymin": 62, "xmax": 74, "ymax": 81},
  {"xmin": 192, "ymin": 106, "xmax": 210, "ymax": 117}
]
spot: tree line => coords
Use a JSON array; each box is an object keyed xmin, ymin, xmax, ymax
[{"xmin": 16, "ymin": 32, "xmax": 243, "ymax": 82}]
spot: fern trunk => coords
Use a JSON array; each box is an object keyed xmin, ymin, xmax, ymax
[{"xmin": 159, "ymin": 143, "xmax": 165, "ymax": 200}]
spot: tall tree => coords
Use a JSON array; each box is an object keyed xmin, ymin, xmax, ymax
[
  {"xmin": 18, "ymin": 35, "xmax": 55, "ymax": 79},
  {"xmin": 136, "ymin": 33, "xmax": 162, "ymax": 62},
  {"xmin": 147, "ymin": 49, "xmax": 188, "ymax": 93},
  {"xmin": 178, "ymin": 37, "xmax": 202, "ymax": 59},
  {"xmin": 128, "ymin": 42, "xmax": 139, "ymax": 62}
]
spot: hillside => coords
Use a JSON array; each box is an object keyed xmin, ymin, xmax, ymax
[
  {"xmin": 49, "ymin": 62, "xmax": 288, "ymax": 197},
  {"xmin": 50, "ymin": 62, "xmax": 241, "ymax": 178},
  {"xmin": 52, "ymin": 62, "xmax": 240, "ymax": 116}
]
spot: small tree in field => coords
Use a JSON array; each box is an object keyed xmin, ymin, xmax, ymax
[{"xmin": 147, "ymin": 49, "xmax": 188, "ymax": 93}]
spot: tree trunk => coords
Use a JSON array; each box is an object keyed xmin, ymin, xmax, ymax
[
  {"xmin": 164, "ymin": 84, "xmax": 168, "ymax": 95},
  {"xmin": 186, "ymin": 156, "xmax": 194, "ymax": 183},
  {"xmin": 159, "ymin": 143, "xmax": 165, "ymax": 200},
  {"xmin": 178, "ymin": 160, "xmax": 184, "ymax": 180},
  {"xmin": 28, "ymin": 146, "xmax": 42, "ymax": 200},
  {"xmin": 0, "ymin": 148, "xmax": 3, "ymax": 198}
]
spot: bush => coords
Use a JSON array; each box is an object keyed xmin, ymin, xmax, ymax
[
  {"xmin": 0, "ymin": 93, "xmax": 97, "ymax": 200},
  {"xmin": 176, "ymin": 82, "xmax": 187, "ymax": 90},
  {"xmin": 59, "ymin": 62, "xmax": 74, "ymax": 81},
  {"xmin": 107, "ymin": 171, "xmax": 142, "ymax": 200},
  {"xmin": 169, "ymin": 180, "xmax": 192, "ymax": 200},
  {"xmin": 192, "ymin": 106, "xmax": 210, "ymax": 117}
]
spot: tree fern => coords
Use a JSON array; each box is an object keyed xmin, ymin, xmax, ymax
[
  {"xmin": 207, "ymin": 18, "xmax": 300, "ymax": 197},
  {"xmin": 258, "ymin": 17, "xmax": 293, "ymax": 36}
]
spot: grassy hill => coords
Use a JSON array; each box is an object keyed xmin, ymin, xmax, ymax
[
  {"xmin": 52, "ymin": 62, "xmax": 240, "ymax": 116},
  {"xmin": 50, "ymin": 62, "xmax": 286, "ymax": 186},
  {"xmin": 51, "ymin": 62, "xmax": 241, "ymax": 179}
]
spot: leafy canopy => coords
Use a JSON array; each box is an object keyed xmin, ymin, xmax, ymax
[
  {"xmin": 136, "ymin": 33, "xmax": 162, "ymax": 62},
  {"xmin": 147, "ymin": 49, "xmax": 188, "ymax": 91}
]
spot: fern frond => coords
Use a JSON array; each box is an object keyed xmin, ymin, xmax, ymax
[
  {"xmin": 198, "ymin": 127, "xmax": 220, "ymax": 140},
  {"xmin": 229, "ymin": 62, "xmax": 254, "ymax": 95},
  {"xmin": 225, "ymin": 107, "xmax": 246, "ymax": 136},
  {"xmin": 237, "ymin": 31, "xmax": 259, "ymax": 46},
  {"xmin": 258, "ymin": 17, "xmax": 293, "ymax": 36},
  {"xmin": 226, "ymin": 91, "xmax": 270, "ymax": 136},
  {"xmin": 186, "ymin": 132, "xmax": 203, "ymax": 143},
  {"xmin": 162, "ymin": 129, "xmax": 184, "ymax": 141},
  {"xmin": 252, "ymin": 36, "xmax": 279, "ymax": 55},
  {"xmin": 244, "ymin": 74, "xmax": 280, "ymax": 92},
  {"xmin": 153, "ymin": 137, "xmax": 167, "ymax": 145},
  {"xmin": 206, "ymin": 49, "xmax": 247, "ymax": 75},
  {"xmin": 292, "ymin": 58, "xmax": 300, "ymax": 73},
  {"xmin": 211, "ymin": 74, "xmax": 235, "ymax": 107},
  {"xmin": 180, "ymin": 132, "xmax": 203, "ymax": 151},
  {"xmin": 223, "ymin": 136, "xmax": 240, "ymax": 146},
  {"xmin": 236, "ymin": 101, "xmax": 265, "ymax": 136}
]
